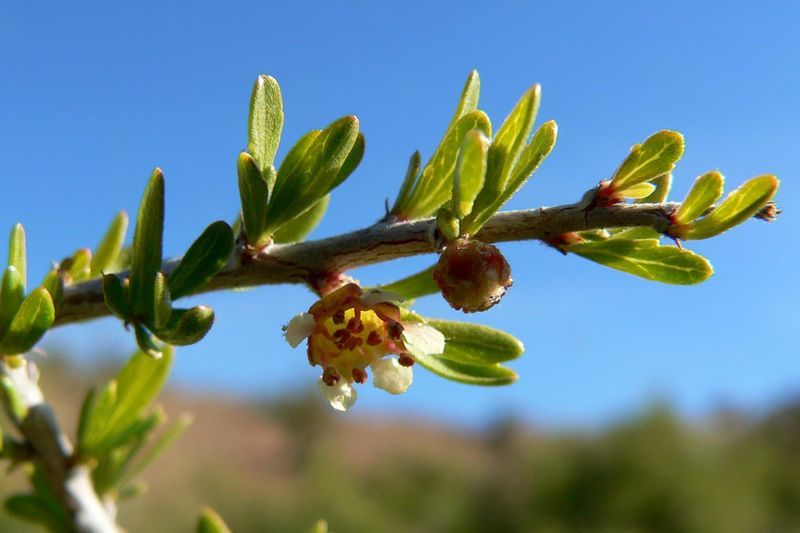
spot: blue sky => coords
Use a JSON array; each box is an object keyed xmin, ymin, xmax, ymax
[{"xmin": 0, "ymin": 1, "xmax": 797, "ymax": 428}]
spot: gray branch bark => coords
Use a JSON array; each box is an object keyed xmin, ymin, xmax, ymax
[
  {"xmin": 54, "ymin": 201, "xmax": 677, "ymax": 327},
  {"xmin": 2, "ymin": 362, "xmax": 119, "ymax": 532}
]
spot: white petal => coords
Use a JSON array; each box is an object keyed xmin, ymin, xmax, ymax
[
  {"xmin": 317, "ymin": 378, "xmax": 357, "ymax": 411},
  {"xmin": 360, "ymin": 288, "xmax": 405, "ymax": 306},
  {"xmin": 283, "ymin": 313, "xmax": 316, "ymax": 348},
  {"xmin": 402, "ymin": 322, "xmax": 445, "ymax": 357},
  {"xmin": 371, "ymin": 357, "xmax": 413, "ymax": 395}
]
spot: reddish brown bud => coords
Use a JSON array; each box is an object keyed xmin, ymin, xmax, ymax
[{"xmin": 433, "ymin": 238, "xmax": 512, "ymax": 313}]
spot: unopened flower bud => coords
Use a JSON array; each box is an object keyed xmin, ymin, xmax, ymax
[{"xmin": 433, "ymin": 238, "xmax": 512, "ymax": 313}]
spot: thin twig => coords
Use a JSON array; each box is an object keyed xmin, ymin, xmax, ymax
[{"xmin": 53, "ymin": 201, "xmax": 678, "ymax": 328}]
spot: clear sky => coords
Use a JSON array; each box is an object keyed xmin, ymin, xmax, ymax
[{"xmin": 0, "ymin": 1, "xmax": 797, "ymax": 428}]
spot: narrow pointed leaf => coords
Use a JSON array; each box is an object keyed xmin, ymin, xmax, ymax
[
  {"xmin": 91, "ymin": 211, "xmax": 129, "ymax": 277},
  {"xmin": 685, "ymin": 175, "xmax": 778, "ymax": 240},
  {"xmin": 7, "ymin": 224, "xmax": 25, "ymax": 291},
  {"xmin": 168, "ymin": 221, "xmax": 235, "ymax": 299},
  {"xmin": 331, "ymin": 133, "xmax": 365, "ymax": 189},
  {"xmin": 464, "ymin": 120, "xmax": 557, "ymax": 233},
  {"xmin": 676, "ymin": 171, "xmax": 724, "ymax": 224},
  {"xmin": 447, "ymin": 70, "xmax": 480, "ymax": 131},
  {"xmin": 134, "ymin": 323, "xmax": 163, "ymax": 359},
  {"xmin": 610, "ymin": 131, "xmax": 684, "ymax": 191},
  {"xmin": 102, "ymin": 273, "xmax": 130, "ymax": 320},
  {"xmin": 237, "ymin": 152, "xmax": 270, "ymax": 246},
  {"xmin": 403, "ymin": 110, "xmax": 491, "ymax": 219},
  {"xmin": 266, "ymin": 116, "xmax": 359, "ymax": 233},
  {"xmin": 391, "ymin": 151, "xmax": 422, "ymax": 216},
  {"xmin": 122, "ymin": 413, "xmax": 192, "ymax": 485},
  {"xmin": 248, "ymin": 74, "xmax": 283, "ymax": 172},
  {"xmin": 487, "ymin": 84, "xmax": 540, "ymax": 192},
  {"xmin": 40, "ymin": 269, "xmax": 64, "ymax": 310},
  {"xmin": 5, "ymin": 494, "xmax": 69, "ymax": 532},
  {"xmin": 0, "ymin": 288, "xmax": 55, "ymax": 355},
  {"xmin": 129, "ymin": 169, "xmax": 165, "ymax": 318},
  {"xmin": 0, "ymin": 267, "xmax": 25, "ymax": 336},
  {"xmin": 378, "ymin": 266, "xmax": 438, "ymax": 301},
  {"xmin": 639, "ymin": 173, "xmax": 672, "ymax": 203},
  {"xmin": 77, "ymin": 380, "xmax": 117, "ymax": 452},
  {"xmin": 152, "ymin": 272, "xmax": 172, "ymax": 330},
  {"xmin": 568, "ymin": 239, "xmax": 713, "ymax": 285},
  {"xmin": 273, "ymin": 195, "xmax": 330, "ymax": 243},
  {"xmin": 425, "ymin": 318, "xmax": 524, "ymax": 364},
  {"xmin": 156, "ymin": 306, "xmax": 214, "ymax": 346},
  {"xmin": 436, "ymin": 208, "xmax": 460, "ymax": 241},
  {"xmin": 453, "ymin": 129, "xmax": 489, "ymax": 218},
  {"xmin": 415, "ymin": 352, "xmax": 518, "ymax": 386}
]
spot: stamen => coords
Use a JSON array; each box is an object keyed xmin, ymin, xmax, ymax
[
  {"xmin": 352, "ymin": 367, "xmax": 367, "ymax": 384},
  {"xmin": 366, "ymin": 331, "xmax": 382, "ymax": 346},
  {"xmin": 322, "ymin": 366, "xmax": 340, "ymax": 386},
  {"xmin": 387, "ymin": 320, "xmax": 404, "ymax": 340},
  {"xmin": 332, "ymin": 309, "xmax": 345, "ymax": 324},
  {"xmin": 398, "ymin": 354, "xmax": 415, "ymax": 367},
  {"xmin": 347, "ymin": 317, "xmax": 364, "ymax": 333}
]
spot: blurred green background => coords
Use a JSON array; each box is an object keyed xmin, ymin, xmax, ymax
[{"xmin": 2, "ymin": 354, "xmax": 798, "ymax": 532}]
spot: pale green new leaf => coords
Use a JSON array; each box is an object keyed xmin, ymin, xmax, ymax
[
  {"xmin": 120, "ymin": 413, "xmax": 192, "ymax": 485},
  {"xmin": 0, "ymin": 267, "xmax": 24, "ymax": 336},
  {"xmin": 447, "ymin": 70, "xmax": 481, "ymax": 132},
  {"xmin": 65, "ymin": 248, "xmax": 91, "ymax": 283},
  {"xmin": 402, "ymin": 110, "xmax": 491, "ymax": 219},
  {"xmin": 0, "ymin": 288, "xmax": 55, "ymax": 355},
  {"xmin": 390, "ymin": 151, "xmax": 421, "ymax": 216},
  {"xmin": 415, "ymin": 352, "xmax": 518, "ymax": 386},
  {"xmin": 486, "ymin": 84, "xmax": 540, "ymax": 193},
  {"xmin": 152, "ymin": 272, "xmax": 172, "ymax": 331},
  {"xmin": 91, "ymin": 211, "xmax": 129, "ymax": 277},
  {"xmin": 8, "ymin": 224, "xmax": 26, "ymax": 291},
  {"xmin": 676, "ymin": 171, "xmax": 724, "ymax": 224},
  {"xmin": 610, "ymin": 131, "xmax": 684, "ymax": 192},
  {"xmin": 377, "ymin": 265, "xmax": 438, "ymax": 301},
  {"xmin": 452, "ymin": 129, "xmax": 489, "ymax": 218},
  {"xmin": 197, "ymin": 507, "xmax": 232, "ymax": 533},
  {"xmin": 273, "ymin": 195, "xmax": 330, "ymax": 243},
  {"xmin": 248, "ymin": 75, "xmax": 283, "ymax": 172},
  {"xmin": 568, "ymin": 239, "xmax": 713, "ymax": 285},
  {"xmin": 331, "ymin": 133, "xmax": 365, "ymax": 189},
  {"xmin": 425, "ymin": 318, "xmax": 524, "ymax": 364},
  {"xmin": 685, "ymin": 175, "xmax": 778, "ymax": 240}
]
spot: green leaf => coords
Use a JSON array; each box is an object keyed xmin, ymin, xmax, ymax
[
  {"xmin": 64, "ymin": 248, "xmax": 92, "ymax": 283},
  {"xmin": 91, "ymin": 211, "xmax": 129, "ymax": 277},
  {"xmin": 40, "ymin": 269, "xmax": 64, "ymax": 310},
  {"xmin": 121, "ymin": 412, "xmax": 192, "ymax": 485},
  {"xmin": 152, "ymin": 272, "xmax": 172, "ymax": 330},
  {"xmin": 5, "ymin": 493, "xmax": 70, "ymax": 532},
  {"xmin": 622, "ymin": 182, "xmax": 656, "ymax": 199},
  {"xmin": 248, "ymin": 74, "xmax": 283, "ymax": 172},
  {"xmin": 168, "ymin": 221, "xmax": 234, "ymax": 299},
  {"xmin": 486, "ymin": 85, "xmax": 540, "ymax": 193},
  {"xmin": 452, "ymin": 129, "xmax": 489, "ymax": 218},
  {"xmin": 425, "ymin": 318, "xmax": 524, "ymax": 364},
  {"xmin": 378, "ymin": 265, "xmax": 437, "ymax": 300},
  {"xmin": 464, "ymin": 119, "xmax": 557, "ymax": 234},
  {"xmin": 308, "ymin": 520, "xmax": 330, "ymax": 533},
  {"xmin": 134, "ymin": 323, "xmax": 163, "ymax": 359},
  {"xmin": 272, "ymin": 196, "xmax": 330, "ymax": 243},
  {"xmin": 7, "ymin": 224, "xmax": 26, "ymax": 291},
  {"xmin": 237, "ymin": 152, "xmax": 270, "ymax": 247},
  {"xmin": 156, "ymin": 306, "xmax": 214, "ymax": 346},
  {"xmin": 415, "ymin": 352, "xmax": 518, "ymax": 386},
  {"xmin": 639, "ymin": 173, "xmax": 672, "ymax": 203},
  {"xmin": 129, "ymin": 169, "xmax": 165, "ymax": 318},
  {"xmin": 0, "ymin": 289, "xmax": 54, "ymax": 355},
  {"xmin": 275, "ymin": 130, "xmax": 320, "ymax": 187},
  {"xmin": 331, "ymin": 132, "xmax": 365, "ymax": 189},
  {"xmin": 685, "ymin": 175, "xmax": 778, "ymax": 240},
  {"xmin": 402, "ymin": 110, "xmax": 492, "ymax": 219},
  {"xmin": 447, "ymin": 70, "xmax": 481, "ymax": 131},
  {"xmin": 102, "ymin": 273, "xmax": 130, "ymax": 320},
  {"xmin": 108, "ymin": 346, "xmax": 173, "ymax": 434},
  {"xmin": 436, "ymin": 208, "xmax": 460, "ymax": 241},
  {"xmin": 266, "ymin": 116, "xmax": 360, "ymax": 233},
  {"xmin": 567, "ymin": 239, "xmax": 713, "ymax": 285},
  {"xmin": 0, "ymin": 267, "xmax": 25, "ymax": 336},
  {"xmin": 390, "ymin": 151, "xmax": 422, "ymax": 217},
  {"xmin": 197, "ymin": 507, "xmax": 232, "ymax": 533},
  {"xmin": 675, "ymin": 171, "xmax": 724, "ymax": 224},
  {"xmin": 610, "ymin": 130, "xmax": 684, "ymax": 192}
]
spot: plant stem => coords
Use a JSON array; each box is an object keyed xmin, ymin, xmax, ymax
[{"xmin": 54, "ymin": 201, "xmax": 677, "ymax": 327}]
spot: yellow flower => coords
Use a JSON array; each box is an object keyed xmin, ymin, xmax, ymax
[{"xmin": 284, "ymin": 283, "xmax": 444, "ymax": 411}]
